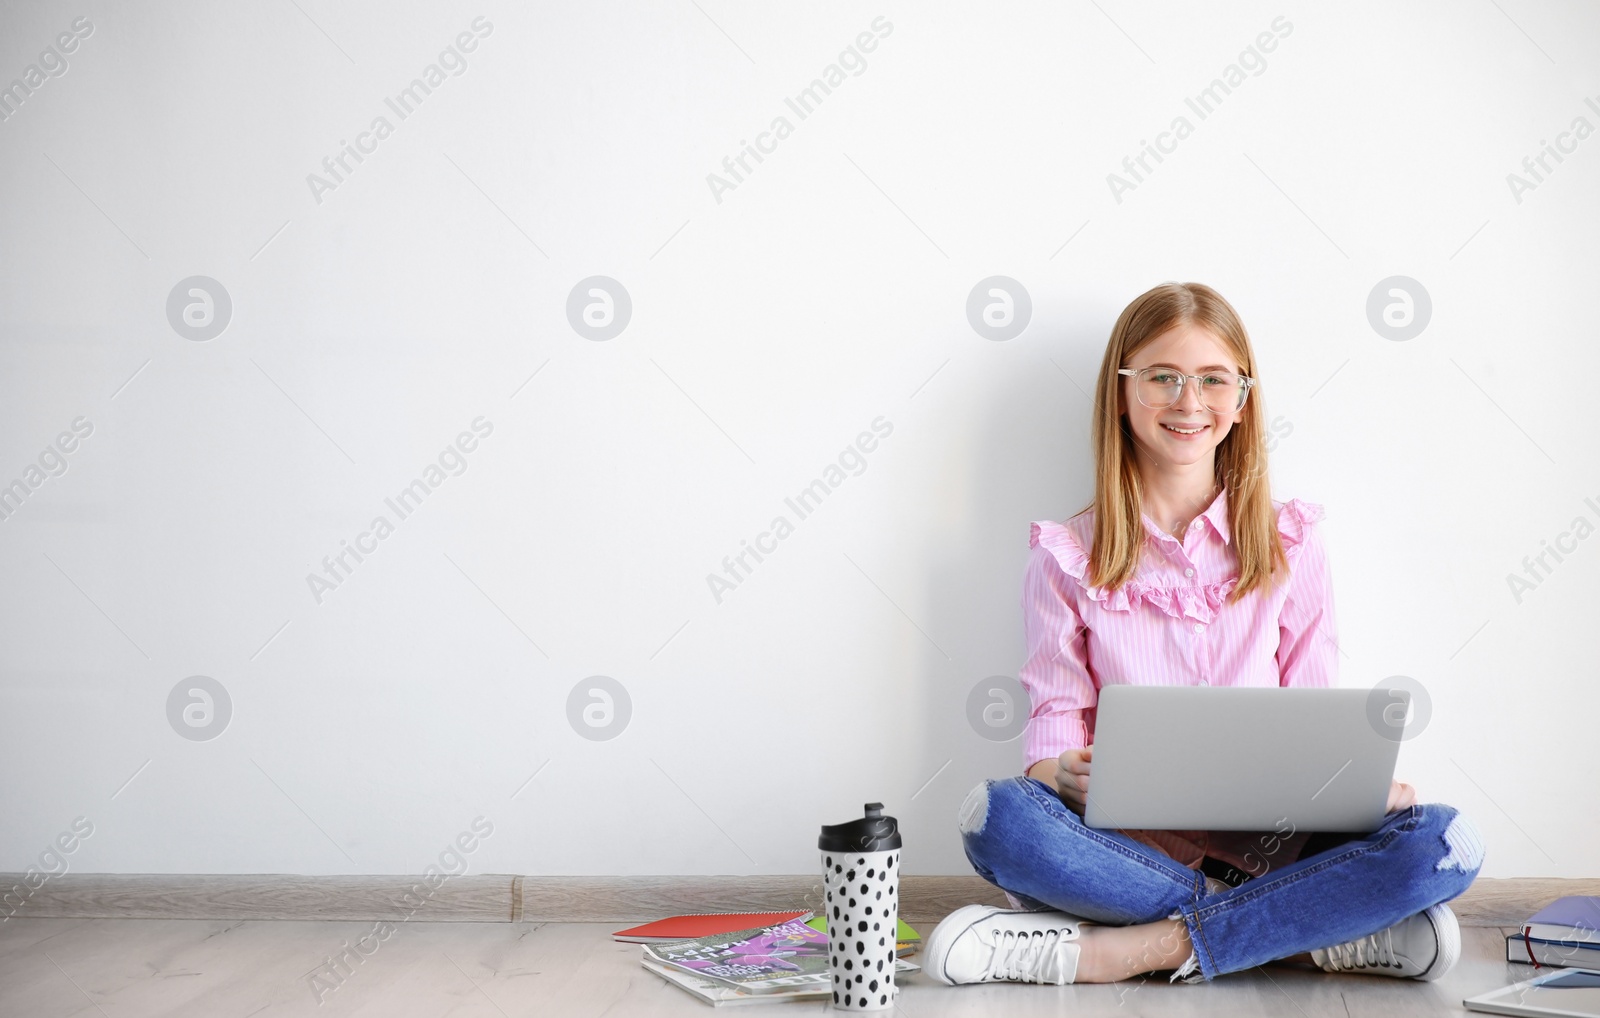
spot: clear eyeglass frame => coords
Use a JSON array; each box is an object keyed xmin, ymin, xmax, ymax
[{"xmin": 1117, "ymin": 366, "xmax": 1256, "ymax": 413}]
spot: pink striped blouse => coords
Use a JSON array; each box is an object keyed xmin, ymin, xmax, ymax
[{"xmin": 1020, "ymin": 491, "xmax": 1337, "ymax": 876}]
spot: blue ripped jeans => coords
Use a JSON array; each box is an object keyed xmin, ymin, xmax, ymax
[{"xmin": 957, "ymin": 776, "xmax": 1485, "ymax": 983}]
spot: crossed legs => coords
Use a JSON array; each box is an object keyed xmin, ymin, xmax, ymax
[{"xmin": 959, "ymin": 775, "xmax": 1483, "ymax": 982}]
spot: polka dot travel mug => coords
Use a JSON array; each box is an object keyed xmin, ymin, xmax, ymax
[{"xmin": 818, "ymin": 802, "xmax": 901, "ymax": 1011}]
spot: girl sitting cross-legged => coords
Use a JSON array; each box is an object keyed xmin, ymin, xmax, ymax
[{"xmin": 924, "ymin": 281, "xmax": 1485, "ymax": 987}]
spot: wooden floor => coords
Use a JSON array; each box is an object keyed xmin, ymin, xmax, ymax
[{"xmin": 0, "ymin": 915, "xmax": 1544, "ymax": 1016}]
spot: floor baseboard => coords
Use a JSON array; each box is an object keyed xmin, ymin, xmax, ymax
[{"xmin": 3, "ymin": 874, "xmax": 1590, "ymax": 926}]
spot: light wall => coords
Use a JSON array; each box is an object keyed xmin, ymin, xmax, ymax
[{"xmin": 2, "ymin": 1, "xmax": 1596, "ymax": 880}]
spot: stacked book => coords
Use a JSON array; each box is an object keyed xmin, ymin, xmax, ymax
[
  {"xmin": 1506, "ymin": 895, "xmax": 1600, "ymax": 971},
  {"xmin": 615, "ymin": 910, "xmax": 921, "ymax": 1007}
]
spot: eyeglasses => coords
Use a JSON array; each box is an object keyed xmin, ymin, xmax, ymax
[{"xmin": 1117, "ymin": 366, "xmax": 1255, "ymax": 413}]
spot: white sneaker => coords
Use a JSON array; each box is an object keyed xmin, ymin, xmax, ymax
[
  {"xmin": 924, "ymin": 904, "xmax": 1091, "ymax": 985},
  {"xmin": 1309, "ymin": 903, "xmax": 1461, "ymax": 980}
]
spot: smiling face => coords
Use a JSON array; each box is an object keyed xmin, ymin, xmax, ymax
[{"xmin": 1120, "ymin": 320, "xmax": 1246, "ymax": 472}]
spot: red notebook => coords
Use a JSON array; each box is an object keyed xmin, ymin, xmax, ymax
[{"xmin": 612, "ymin": 911, "xmax": 814, "ymax": 944}]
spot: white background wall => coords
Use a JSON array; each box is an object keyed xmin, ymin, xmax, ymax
[{"xmin": 1, "ymin": 0, "xmax": 1596, "ymax": 880}]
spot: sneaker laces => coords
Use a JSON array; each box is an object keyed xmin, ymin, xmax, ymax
[
  {"xmin": 1321, "ymin": 927, "xmax": 1400, "ymax": 971},
  {"xmin": 986, "ymin": 927, "xmax": 1076, "ymax": 984}
]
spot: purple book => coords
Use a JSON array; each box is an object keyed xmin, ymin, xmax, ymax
[{"xmin": 1525, "ymin": 896, "xmax": 1600, "ymax": 944}]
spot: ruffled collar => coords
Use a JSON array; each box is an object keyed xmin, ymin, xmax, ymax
[{"xmin": 1029, "ymin": 499, "xmax": 1325, "ymax": 625}]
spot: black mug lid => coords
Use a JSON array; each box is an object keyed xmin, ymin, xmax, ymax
[{"xmin": 818, "ymin": 802, "xmax": 902, "ymax": 853}]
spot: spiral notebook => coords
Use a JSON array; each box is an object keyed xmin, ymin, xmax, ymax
[{"xmin": 613, "ymin": 911, "xmax": 813, "ymax": 944}]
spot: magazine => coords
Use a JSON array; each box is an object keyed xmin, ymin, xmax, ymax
[
  {"xmin": 642, "ymin": 918, "xmax": 908, "ymax": 996},
  {"xmin": 640, "ymin": 955, "xmax": 829, "ymax": 1006},
  {"xmin": 642, "ymin": 954, "xmax": 921, "ymax": 1007}
]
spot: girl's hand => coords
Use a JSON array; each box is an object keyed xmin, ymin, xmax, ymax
[
  {"xmin": 1054, "ymin": 745, "xmax": 1093, "ymax": 816},
  {"xmin": 1386, "ymin": 779, "xmax": 1417, "ymax": 814}
]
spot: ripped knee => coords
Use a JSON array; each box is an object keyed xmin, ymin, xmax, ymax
[
  {"xmin": 1435, "ymin": 810, "xmax": 1485, "ymax": 874},
  {"xmin": 958, "ymin": 780, "xmax": 990, "ymax": 836}
]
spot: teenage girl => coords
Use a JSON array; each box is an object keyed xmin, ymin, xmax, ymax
[{"xmin": 924, "ymin": 282, "xmax": 1484, "ymax": 987}]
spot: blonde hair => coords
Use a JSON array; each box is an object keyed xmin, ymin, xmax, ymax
[{"xmin": 1082, "ymin": 281, "xmax": 1285, "ymax": 601}]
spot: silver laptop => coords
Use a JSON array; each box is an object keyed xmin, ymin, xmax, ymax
[{"xmin": 1082, "ymin": 686, "xmax": 1404, "ymax": 832}]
